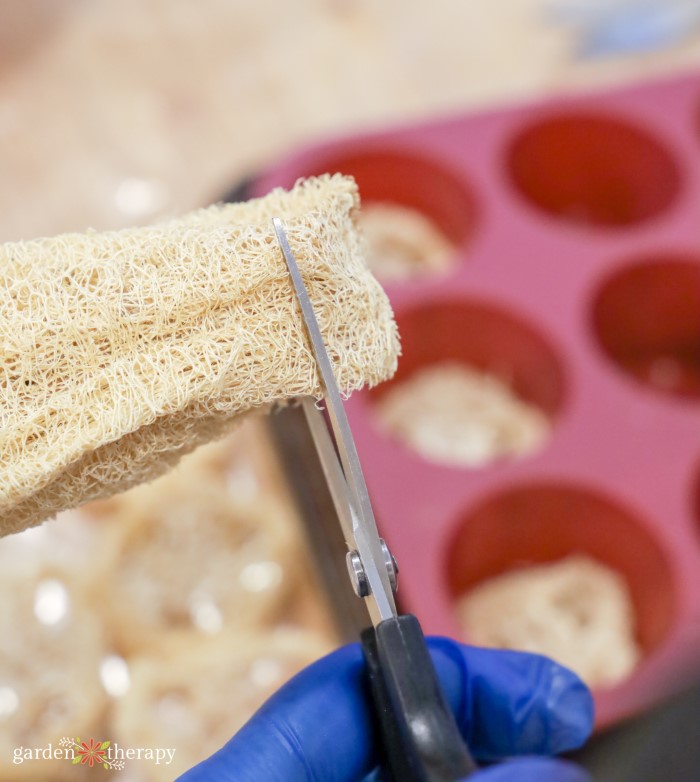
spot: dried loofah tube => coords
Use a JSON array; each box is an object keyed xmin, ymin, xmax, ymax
[{"xmin": 0, "ymin": 175, "xmax": 399, "ymax": 536}]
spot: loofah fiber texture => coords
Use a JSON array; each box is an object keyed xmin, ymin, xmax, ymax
[{"xmin": 0, "ymin": 175, "xmax": 399, "ymax": 536}]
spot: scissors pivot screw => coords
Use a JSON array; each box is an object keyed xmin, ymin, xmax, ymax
[
  {"xmin": 381, "ymin": 538, "xmax": 399, "ymax": 593},
  {"xmin": 347, "ymin": 550, "xmax": 370, "ymax": 598},
  {"xmin": 346, "ymin": 540, "xmax": 398, "ymax": 599}
]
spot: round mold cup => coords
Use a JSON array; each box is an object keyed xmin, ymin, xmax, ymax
[
  {"xmin": 506, "ymin": 114, "xmax": 681, "ymax": 228},
  {"xmin": 368, "ymin": 300, "xmax": 565, "ymax": 467},
  {"xmin": 592, "ymin": 255, "xmax": 700, "ymax": 400},
  {"xmin": 304, "ymin": 149, "xmax": 476, "ymax": 282},
  {"xmin": 446, "ymin": 484, "xmax": 676, "ymax": 689}
]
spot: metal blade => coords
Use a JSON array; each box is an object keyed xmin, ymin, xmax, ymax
[{"xmin": 273, "ymin": 217, "xmax": 396, "ymax": 625}]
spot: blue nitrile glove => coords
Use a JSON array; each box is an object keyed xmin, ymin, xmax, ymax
[{"xmin": 177, "ymin": 637, "xmax": 594, "ymax": 782}]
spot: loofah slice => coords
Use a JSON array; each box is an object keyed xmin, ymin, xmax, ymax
[
  {"xmin": 0, "ymin": 175, "xmax": 399, "ymax": 536},
  {"xmin": 457, "ymin": 555, "xmax": 640, "ymax": 688}
]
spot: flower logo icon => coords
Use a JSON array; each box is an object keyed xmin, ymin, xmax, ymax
[
  {"xmin": 60, "ymin": 736, "xmax": 124, "ymax": 771},
  {"xmin": 76, "ymin": 738, "xmax": 108, "ymax": 767}
]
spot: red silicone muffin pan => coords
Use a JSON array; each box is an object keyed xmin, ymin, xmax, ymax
[{"xmin": 252, "ymin": 73, "xmax": 700, "ymax": 729}]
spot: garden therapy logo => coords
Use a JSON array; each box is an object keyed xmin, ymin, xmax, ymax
[
  {"xmin": 12, "ymin": 737, "xmax": 176, "ymax": 769},
  {"xmin": 60, "ymin": 737, "xmax": 124, "ymax": 771}
]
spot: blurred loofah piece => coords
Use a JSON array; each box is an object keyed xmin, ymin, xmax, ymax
[
  {"xmin": 113, "ymin": 628, "xmax": 333, "ymax": 781},
  {"xmin": 0, "ymin": 174, "xmax": 399, "ymax": 536},
  {"xmin": 0, "ymin": 564, "xmax": 109, "ymax": 781},
  {"xmin": 100, "ymin": 440, "xmax": 301, "ymax": 653}
]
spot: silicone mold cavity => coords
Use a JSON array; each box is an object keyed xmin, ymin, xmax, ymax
[
  {"xmin": 368, "ymin": 299, "xmax": 565, "ymax": 458},
  {"xmin": 506, "ymin": 114, "xmax": 681, "ymax": 228},
  {"xmin": 445, "ymin": 482, "xmax": 676, "ymax": 660},
  {"xmin": 296, "ymin": 149, "xmax": 477, "ymax": 249},
  {"xmin": 592, "ymin": 255, "xmax": 700, "ymax": 400},
  {"xmin": 373, "ymin": 300, "xmax": 564, "ymax": 409}
]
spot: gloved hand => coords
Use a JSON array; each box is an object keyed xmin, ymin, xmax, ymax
[{"xmin": 177, "ymin": 637, "xmax": 594, "ymax": 782}]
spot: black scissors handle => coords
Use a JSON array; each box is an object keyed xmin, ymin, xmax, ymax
[{"xmin": 362, "ymin": 614, "xmax": 478, "ymax": 781}]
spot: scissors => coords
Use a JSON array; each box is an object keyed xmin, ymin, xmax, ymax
[{"xmin": 273, "ymin": 218, "xmax": 478, "ymax": 782}]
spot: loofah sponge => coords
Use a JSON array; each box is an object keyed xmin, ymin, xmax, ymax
[{"xmin": 0, "ymin": 175, "xmax": 399, "ymax": 536}]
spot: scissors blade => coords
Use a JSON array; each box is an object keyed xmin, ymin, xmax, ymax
[{"xmin": 273, "ymin": 217, "xmax": 396, "ymax": 626}]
